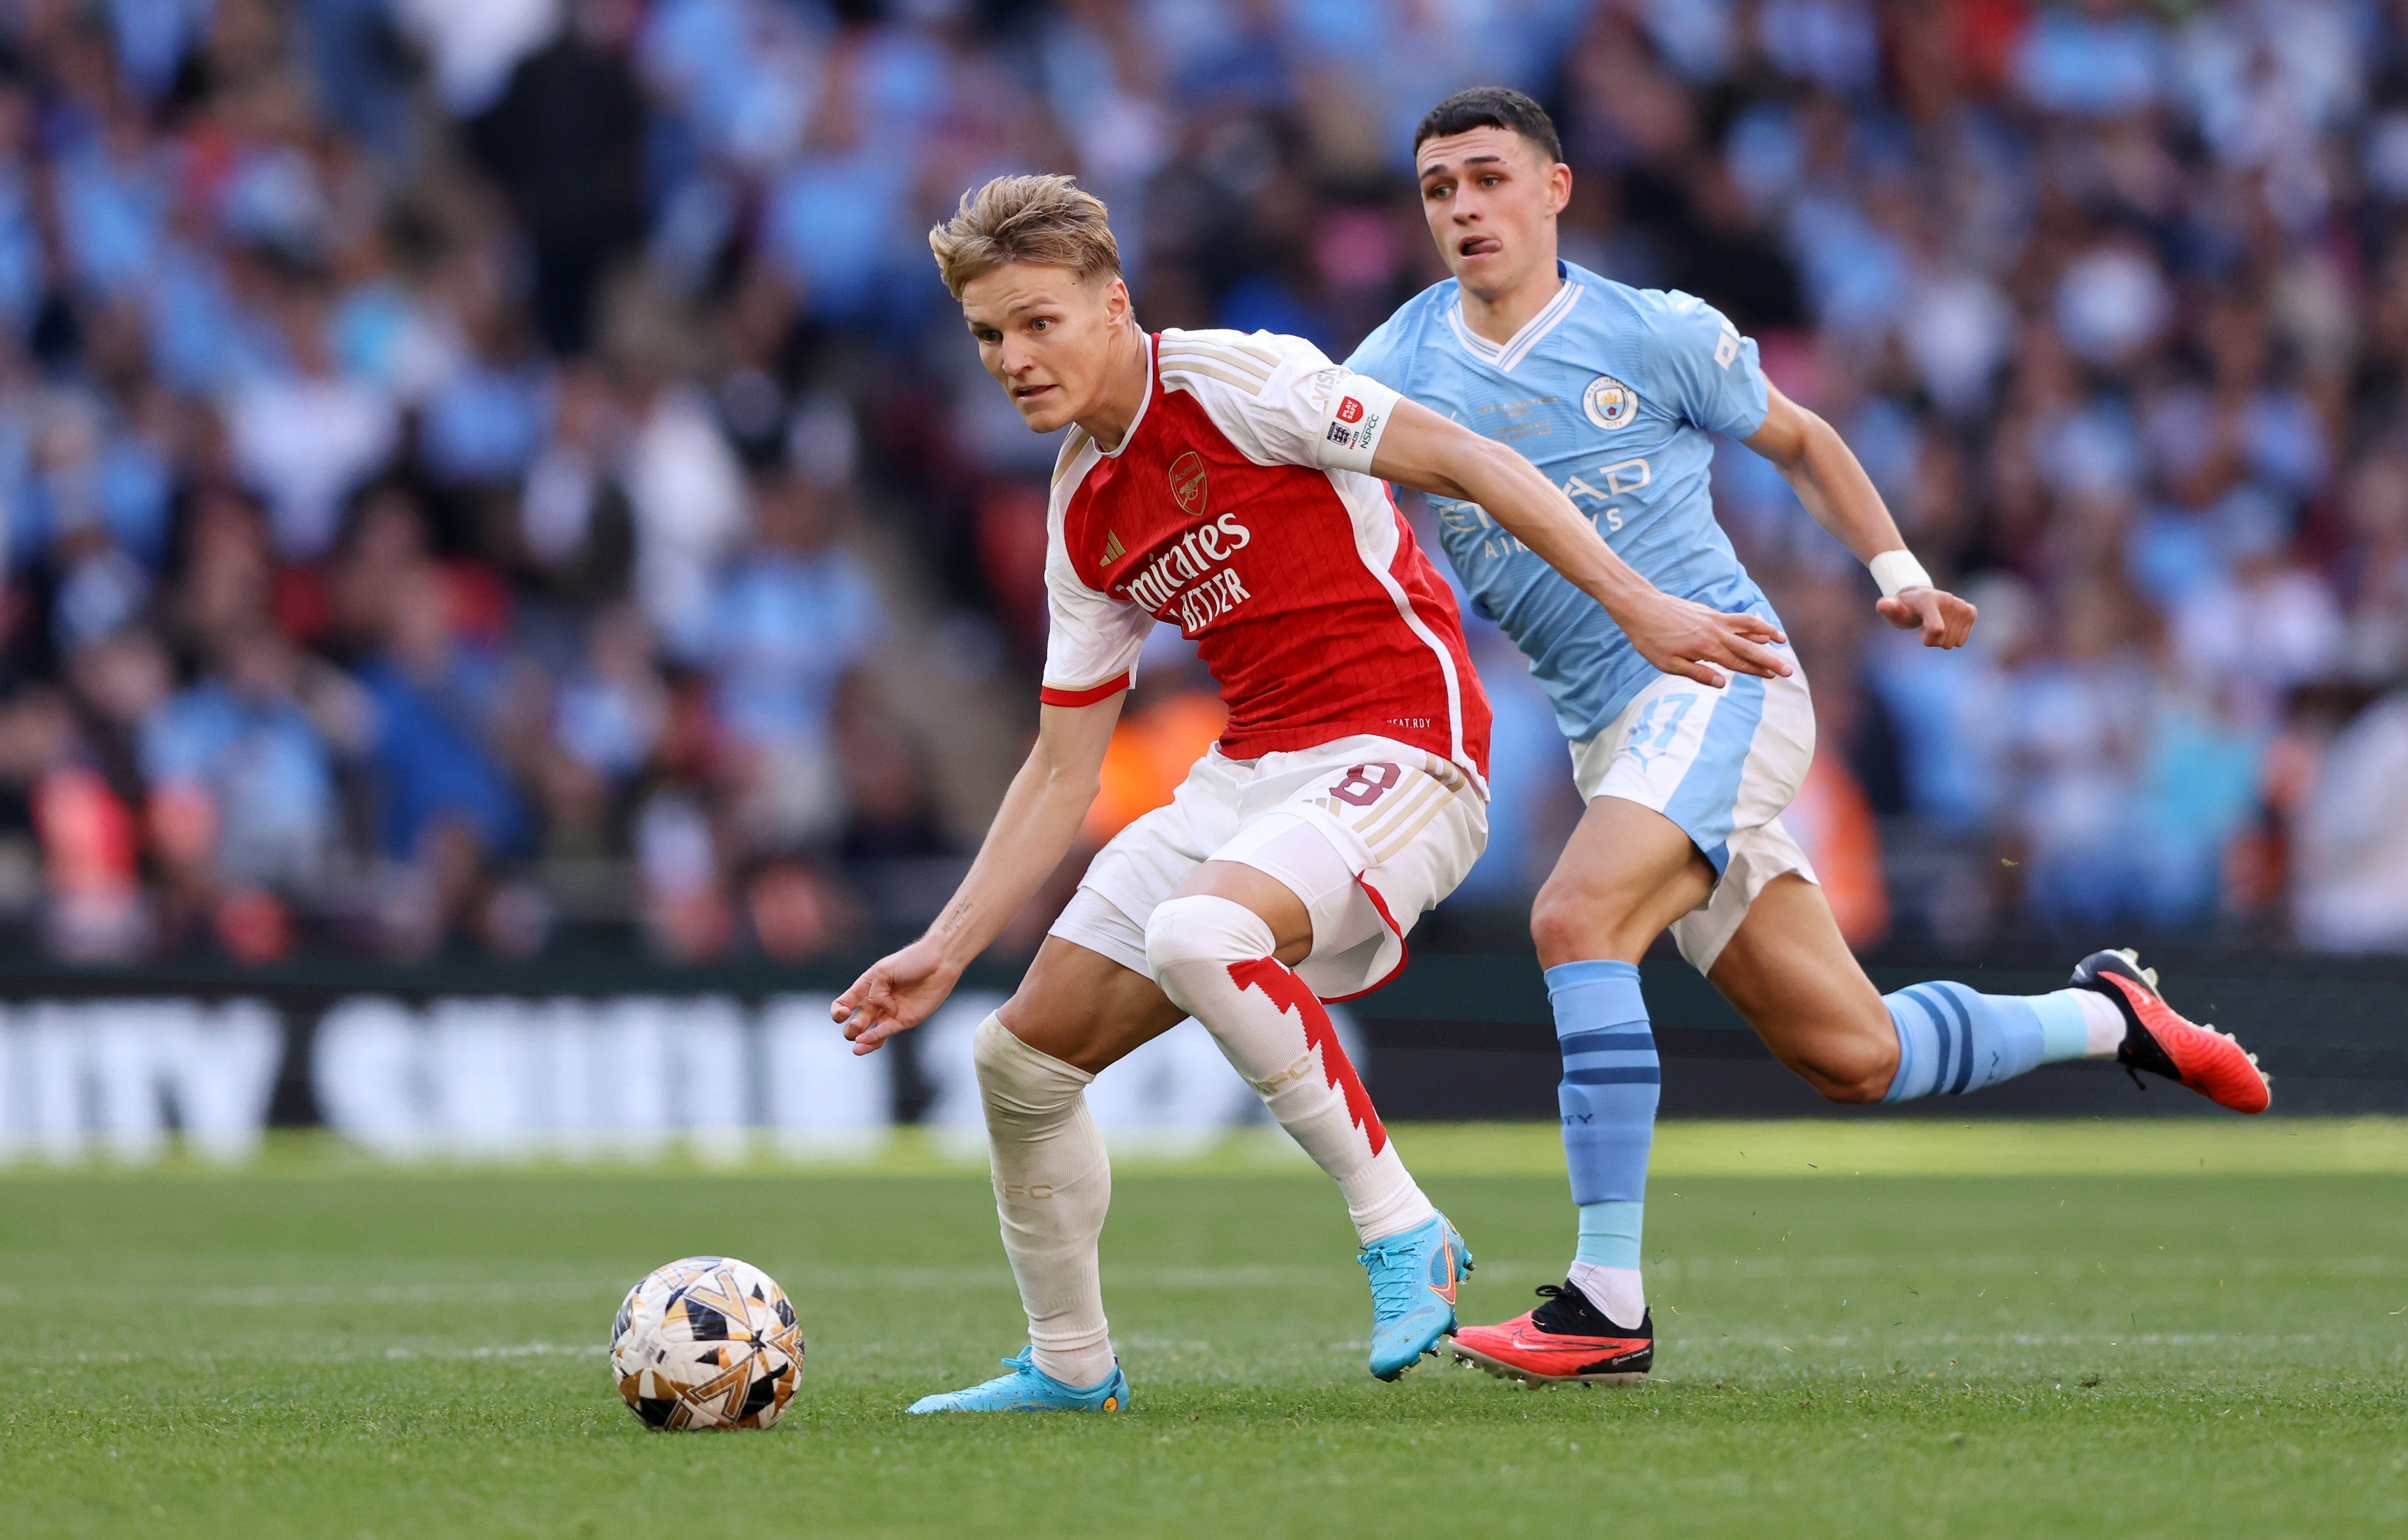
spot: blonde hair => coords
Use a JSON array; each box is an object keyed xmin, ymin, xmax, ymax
[{"xmin": 928, "ymin": 174, "xmax": 1122, "ymax": 298}]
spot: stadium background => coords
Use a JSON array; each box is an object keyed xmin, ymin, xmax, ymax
[{"xmin": 3, "ymin": 0, "xmax": 2406, "ymax": 1156}]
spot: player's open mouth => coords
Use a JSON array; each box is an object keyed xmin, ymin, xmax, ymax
[
  {"xmin": 1458, "ymin": 236, "xmax": 1502, "ymax": 258},
  {"xmin": 1014, "ymin": 383, "xmax": 1058, "ymax": 401}
]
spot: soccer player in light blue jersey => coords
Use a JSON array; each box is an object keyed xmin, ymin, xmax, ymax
[{"xmin": 1348, "ymin": 89, "xmax": 2272, "ymax": 1385}]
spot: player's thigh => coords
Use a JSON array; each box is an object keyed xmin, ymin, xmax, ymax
[
  {"xmin": 1042, "ymin": 751, "xmax": 1236, "ymax": 1016},
  {"xmin": 1531, "ymin": 795, "xmax": 1715, "ymax": 967},
  {"xmin": 1705, "ymin": 873, "xmax": 1896, "ymax": 1101},
  {"xmin": 1172, "ymin": 859, "xmax": 1313, "ymax": 963},
  {"xmin": 1546, "ymin": 661, "xmax": 1809, "ymax": 968},
  {"xmin": 996, "ymin": 934, "xmax": 1190, "ymax": 1076},
  {"xmin": 1187, "ymin": 740, "xmax": 1483, "ymax": 997}
]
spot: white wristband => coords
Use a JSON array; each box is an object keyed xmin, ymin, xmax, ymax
[{"xmin": 1868, "ymin": 549, "xmax": 1933, "ymax": 600}]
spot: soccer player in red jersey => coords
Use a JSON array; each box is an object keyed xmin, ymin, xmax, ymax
[{"xmin": 834, "ymin": 174, "xmax": 1786, "ymax": 1413}]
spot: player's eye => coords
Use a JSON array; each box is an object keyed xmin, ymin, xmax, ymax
[{"xmin": 1031, "ymin": 317, "xmax": 1049, "ymax": 332}]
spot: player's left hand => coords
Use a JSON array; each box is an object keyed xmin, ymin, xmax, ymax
[{"xmin": 1876, "ymin": 587, "xmax": 1976, "ymax": 649}]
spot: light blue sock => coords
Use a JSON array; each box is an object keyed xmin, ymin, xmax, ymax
[
  {"xmin": 1577, "ymin": 1201, "xmax": 1644, "ymax": 1270},
  {"xmin": 1549, "ymin": 960, "xmax": 1657, "ymax": 1269},
  {"xmin": 1881, "ymin": 982, "xmax": 2099, "ymax": 1101}
]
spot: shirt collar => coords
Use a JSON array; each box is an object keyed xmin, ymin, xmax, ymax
[{"xmin": 1447, "ymin": 266, "xmax": 1581, "ymax": 373}]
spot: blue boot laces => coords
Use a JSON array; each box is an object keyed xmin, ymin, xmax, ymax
[{"xmin": 1358, "ymin": 1234, "xmax": 1424, "ymax": 1319}]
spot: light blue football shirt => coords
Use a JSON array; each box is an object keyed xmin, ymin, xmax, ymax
[{"xmin": 1345, "ymin": 261, "xmax": 1778, "ymax": 742}]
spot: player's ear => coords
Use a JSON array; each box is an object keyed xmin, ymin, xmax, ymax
[
  {"xmin": 1545, "ymin": 160, "xmax": 1573, "ymax": 218},
  {"xmin": 1099, "ymin": 274, "xmax": 1131, "ymax": 325}
]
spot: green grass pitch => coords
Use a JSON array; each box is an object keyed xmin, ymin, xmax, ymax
[{"xmin": 6, "ymin": 1123, "xmax": 2406, "ymax": 1538}]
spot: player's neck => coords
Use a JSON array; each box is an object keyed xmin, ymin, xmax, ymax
[
  {"xmin": 1458, "ymin": 255, "xmax": 1563, "ymax": 348},
  {"xmin": 1079, "ymin": 322, "xmax": 1153, "ymax": 453}
]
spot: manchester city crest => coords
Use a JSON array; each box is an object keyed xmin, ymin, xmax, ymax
[{"xmin": 1582, "ymin": 374, "xmax": 1637, "ymax": 431}]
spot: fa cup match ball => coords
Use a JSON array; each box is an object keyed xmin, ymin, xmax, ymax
[{"xmin": 610, "ymin": 1256, "xmax": 804, "ymax": 1430}]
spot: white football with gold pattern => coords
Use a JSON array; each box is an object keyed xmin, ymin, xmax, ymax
[{"xmin": 610, "ymin": 1256, "xmax": 804, "ymax": 1430}]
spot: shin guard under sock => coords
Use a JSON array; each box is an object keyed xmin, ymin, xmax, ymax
[
  {"xmin": 1146, "ymin": 893, "xmax": 1433, "ymax": 1244},
  {"xmin": 1550, "ymin": 960, "xmax": 1656, "ymax": 1325},
  {"xmin": 974, "ymin": 1014, "xmax": 1117, "ymax": 1388},
  {"xmin": 1881, "ymin": 983, "xmax": 2125, "ymax": 1100}
]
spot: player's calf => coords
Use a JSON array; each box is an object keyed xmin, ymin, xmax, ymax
[
  {"xmin": 1147, "ymin": 890, "xmax": 1483, "ymax": 1378},
  {"xmin": 1144, "ymin": 892, "xmax": 1435, "ymax": 1245},
  {"xmin": 1778, "ymin": 1031, "xmax": 1898, "ymax": 1104},
  {"xmin": 1547, "ymin": 959, "xmax": 1656, "ymax": 1329},
  {"xmin": 1455, "ymin": 957, "xmax": 1659, "ymax": 1361},
  {"xmin": 1870, "ymin": 953, "xmax": 2267, "ymax": 1113},
  {"xmin": 973, "ymin": 1013, "xmax": 1119, "ymax": 1389},
  {"xmin": 1875, "ymin": 979, "xmax": 2120, "ymax": 1101}
]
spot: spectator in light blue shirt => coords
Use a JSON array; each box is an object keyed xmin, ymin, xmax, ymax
[
  {"xmin": 690, "ymin": 470, "xmax": 881, "ymax": 847},
  {"xmin": 2014, "ymin": 0, "xmax": 2165, "ymax": 119},
  {"xmin": 141, "ymin": 625, "xmax": 338, "ymax": 895}
]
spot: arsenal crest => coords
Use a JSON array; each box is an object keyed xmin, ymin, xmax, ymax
[{"xmin": 1169, "ymin": 451, "xmax": 1208, "ymax": 516}]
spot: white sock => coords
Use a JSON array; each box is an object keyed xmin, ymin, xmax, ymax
[
  {"xmin": 2072, "ymin": 989, "xmax": 2127, "ymax": 1057},
  {"xmin": 1567, "ymin": 1261, "xmax": 1646, "ymax": 1330},
  {"xmin": 1145, "ymin": 894, "xmax": 1434, "ymax": 1244},
  {"xmin": 972, "ymin": 1013, "xmax": 1117, "ymax": 1389}
]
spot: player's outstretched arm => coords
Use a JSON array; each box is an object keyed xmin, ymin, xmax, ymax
[
  {"xmin": 834, "ymin": 694, "xmax": 1125, "ymax": 1054},
  {"xmin": 1742, "ymin": 382, "xmax": 1976, "ymax": 650},
  {"xmin": 1371, "ymin": 398, "xmax": 1791, "ymax": 688}
]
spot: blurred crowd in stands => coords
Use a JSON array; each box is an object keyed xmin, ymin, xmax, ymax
[{"xmin": 6, "ymin": 0, "xmax": 2408, "ymax": 967}]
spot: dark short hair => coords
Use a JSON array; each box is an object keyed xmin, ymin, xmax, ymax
[{"xmin": 1412, "ymin": 87, "xmax": 1563, "ymax": 166}]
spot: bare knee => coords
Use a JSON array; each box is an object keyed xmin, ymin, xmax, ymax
[
  {"xmin": 1530, "ymin": 880, "xmax": 1636, "ymax": 968},
  {"xmin": 997, "ymin": 936, "xmax": 1187, "ymax": 1073},
  {"xmin": 1530, "ymin": 849, "xmax": 1711, "ymax": 968},
  {"xmin": 996, "ymin": 988, "xmax": 1091, "ymax": 1058},
  {"xmin": 1527, "ymin": 884, "xmax": 1579, "ymax": 965},
  {"xmin": 998, "ymin": 983, "xmax": 1137, "ymax": 1076}
]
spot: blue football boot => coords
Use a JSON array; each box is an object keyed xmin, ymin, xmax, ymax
[
  {"xmin": 906, "ymin": 1347, "xmax": 1130, "ymax": 1414},
  {"xmin": 1360, "ymin": 1212, "xmax": 1473, "ymax": 1380}
]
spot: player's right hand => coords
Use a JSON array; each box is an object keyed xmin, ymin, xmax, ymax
[
  {"xmin": 1624, "ymin": 592, "xmax": 1792, "ymax": 688},
  {"xmin": 834, "ymin": 938, "xmax": 963, "ymax": 1056}
]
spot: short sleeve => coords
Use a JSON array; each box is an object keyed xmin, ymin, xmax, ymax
[
  {"xmin": 1157, "ymin": 328, "xmax": 1404, "ymax": 475},
  {"xmin": 1637, "ymin": 290, "xmax": 1769, "ymax": 440},
  {"xmin": 1039, "ymin": 535, "xmax": 1151, "ymax": 708}
]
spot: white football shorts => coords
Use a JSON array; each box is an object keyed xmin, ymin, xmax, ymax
[
  {"xmin": 1568, "ymin": 648, "xmax": 1819, "ymax": 974},
  {"xmin": 1052, "ymin": 735, "xmax": 1489, "ymax": 1001}
]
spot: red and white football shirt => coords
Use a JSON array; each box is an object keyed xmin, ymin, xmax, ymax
[{"xmin": 1038, "ymin": 329, "xmax": 1492, "ymax": 783}]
